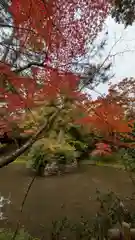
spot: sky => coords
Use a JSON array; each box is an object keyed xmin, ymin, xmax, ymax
[{"xmin": 91, "ymin": 16, "xmax": 135, "ymax": 99}]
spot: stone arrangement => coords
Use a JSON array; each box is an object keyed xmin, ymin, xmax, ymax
[{"xmin": 44, "ymin": 160, "xmax": 78, "ymax": 176}]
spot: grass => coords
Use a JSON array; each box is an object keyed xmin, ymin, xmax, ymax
[
  {"xmin": 14, "ymin": 156, "xmax": 27, "ymax": 164},
  {"xmin": 14, "ymin": 159, "xmax": 26, "ymax": 164}
]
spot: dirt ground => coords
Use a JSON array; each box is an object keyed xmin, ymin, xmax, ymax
[{"xmin": 0, "ymin": 164, "xmax": 135, "ymax": 239}]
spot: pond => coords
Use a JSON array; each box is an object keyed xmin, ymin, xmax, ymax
[{"xmin": 0, "ymin": 163, "xmax": 134, "ymax": 239}]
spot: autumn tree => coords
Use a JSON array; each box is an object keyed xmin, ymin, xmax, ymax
[
  {"xmin": 77, "ymin": 95, "xmax": 134, "ymax": 148},
  {"xmin": 0, "ymin": 0, "xmax": 110, "ymax": 167},
  {"xmin": 108, "ymin": 78, "xmax": 135, "ymax": 119}
]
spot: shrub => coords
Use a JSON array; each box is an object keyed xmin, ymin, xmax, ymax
[
  {"xmin": 0, "ymin": 228, "xmax": 38, "ymax": 240},
  {"xmin": 67, "ymin": 125, "xmax": 97, "ymax": 160},
  {"xmin": 51, "ymin": 143, "xmax": 77, "ymax": 169},
  {"xmin": 118, "ymin": 148, "xmax": 135, "ymax": 171},
  {"xmin": 119, "ymin": 122, "xmax": 135, "ymax": 169},
  {"xmin": 68, "ymin": 139, "xmax": 88, "ymax": 153},
  {"xmin": 27, "ymin": 138, "xmax": 77, "ymax": 174},
  {"xmin": 90, "ymin": 142, "xmax": 113, "ymax": 162},
  {"xmin": 91, "ymin": 142, "xmax": 112, "ymax": 157},
  {"xmin": 67, "ymin": 139, "xmax": 88, "ymax": 163},
  {"xmin": 27, "ymin": 140, "xmax": 46, "ymax": 175}
]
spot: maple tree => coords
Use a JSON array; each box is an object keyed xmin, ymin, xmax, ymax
[
  {"xmin": 0, "ymin": 0, "xmax": 111, "ymax": 167},
  {"xmin": 108, "ymin": 78, "xmax": 135, "ymax": 120},
  {"xmin": 76, "ymin": 95, "xmax": 134, "ymax": 147},
  {"xmin": 0, "ymin": 0, "xmax": 134, "ymax": 169},
  {"xmin": 9, "ymin": 0, "xmax": 110, "ymax": 68}
]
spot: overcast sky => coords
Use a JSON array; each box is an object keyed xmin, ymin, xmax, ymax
[{"xmin": 91, "ymin": 16, "xmax": 135, "ymax": 99}]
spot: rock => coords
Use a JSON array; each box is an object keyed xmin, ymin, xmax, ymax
[
  {"xmin": 65, "ymin": 160, "xmax": 77, "ymax": 173},
  {"xmin": 44, "ymin": 162, "xmax": 58, "ymax": 176},
  {"xmin": 44, "ymin": 160, "xmax": 78, "ymax": 176}
]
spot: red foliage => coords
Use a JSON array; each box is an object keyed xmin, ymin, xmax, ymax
[
  {"xmin": 32, "ymin": 66, "xmax": 81, "ymax": 101},
  {"xmin": 9, "ymin": 0, "xmax": 110, "ymax": 69},
  {"xmin": 79, "ymin": 99, "xmax": 130, "ymax": 130},
  {"xmin": 0, "ymin": 63, "xmax": 84, "ymax": 134},
  {"xmin": 108, "ymin": 78, "xmax": 135, "ymax": 119},
  {"xmin": 0, "ymin": 0, "xmax": 110, "ymax": 135},
  {"xmin": 76, "ymin": 97, "xmax": 133, "ymax": 144},
  {"xmin": 91, "ymin": 142, "xmax": 112, "ymax": 157}
]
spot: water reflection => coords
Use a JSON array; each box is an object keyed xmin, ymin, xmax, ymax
[{"xmin": 0, "ymin": 194, "xmax": 11, "ymax": 220}]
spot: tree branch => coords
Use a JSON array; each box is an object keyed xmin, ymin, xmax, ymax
[
  {"xmin": 14, "ymin": 61, "xmax": 45, "ymax": 73},
  {"xmin": 1, "ymin": 30, "xmax": 14, "ymax": 62}
]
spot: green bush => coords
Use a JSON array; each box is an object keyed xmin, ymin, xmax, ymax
[
  {"xmin": 120, "ymin": 122, "xmax": 135, "ymax": 164},
  {"xmin": 27, "ymin": 140, "xmax": 46, "ymax": 173},
  {"xmin": 118, "ymin": 148, "xmax": 135, "ymax": 171},
  {"xmin": 27, "ymin": 138, "xmax": 77, "ymax": 174},
  {"xmin": 68, "ymin": 139, "xmax": 88, "ymax": 152},
  {"xmin": 0, "ymin": 228, "xmax": 38, "ymax": 240},
  {"xmin": 67, "ymin": 125, "xmax": 96, "ymax": 159},
  {"xmin": 51, "ymin": 144, "xmax": 77, "ymax": 166}
]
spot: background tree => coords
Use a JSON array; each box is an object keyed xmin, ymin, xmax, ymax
[
  {"xmin": 77, "ymin": 95, "xmax": 134, "ymax": 148},
  {"xmin": 111, "ymin": 0, "xmax": 135, "ymax": 26},
  {"xmin": 108, "ymin": 78, "xmax": 135, "ymax": 119}
]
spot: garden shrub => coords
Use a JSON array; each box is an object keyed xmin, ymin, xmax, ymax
[
  {"xmin": 67, "ymin": 125, "xmax": 97, "ymax": 161},
  {"xmin": 90, "ymin": 142, "xmax": 115, "ymax": 163},
  {"xmin": 53, "ymin": 148, "xmax": 76, "ymax": 165},
  {"xmin": 27, "ymin": 140, "xmax": 46, "ymax": 174},
  {"xmin": 91, "ymin": 142, "xmax": 112, "ymax": 157},
  {"xmin": 27, "ymin": 138, "xmax": 77, "ymax": 174},
  {"xmin": 118, "ymin": 148, "xmax": 135, "ymax": 171},
  {"xmin": 119, "ymin": 122, "xmax": 135, "ymax": 170},
  {"xmin": 66, "ymin": 139, "xmax": 88, "ymax": 163},
  {"xmin": 0, "ymin": 228, "xmax": 38, "ymax": 240}
]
